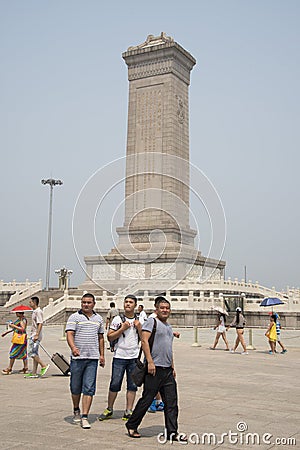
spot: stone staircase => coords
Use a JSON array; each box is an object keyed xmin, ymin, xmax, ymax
[{"xmin": 0, "ymin": 289, "xmax": 81, "ymax": 325}]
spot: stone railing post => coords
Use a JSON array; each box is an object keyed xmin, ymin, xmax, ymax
[
  {"xmin": 188, "ymin": 290, "xmax": 194, "ymax": 308},
  {"xmin": 246, "ymin": 328, "xmax": 255, "ymax": 350},
  {"xmin": 210, "ymin": 291, "xmax": 214, "ymax": 307},
  {"xmin": 192, "ymin": 326, "xmax": 201, "ymax": 347}
]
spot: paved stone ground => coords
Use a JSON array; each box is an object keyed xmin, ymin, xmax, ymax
[{"xmin": 0, "ymin": 324, "xmax": 299, "ymax": 449}]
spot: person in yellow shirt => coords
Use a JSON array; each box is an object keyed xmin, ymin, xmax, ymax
[{"xmin": 265, "ymin": 314, "xmax": 277, "ymax": 355}]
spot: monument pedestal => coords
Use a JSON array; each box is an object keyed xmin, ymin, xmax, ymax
[{"xmin": 81, "ymin": 249, "xmax": 225, "ymax": 294}]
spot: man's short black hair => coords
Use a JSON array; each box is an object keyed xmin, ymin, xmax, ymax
[
  {"xmin": 82, "ymin": 292, "xmax": 95, "ymax": 302},
  {"xmin": 110, "ymin": 302, "xmax": 116, "ymax": 308},
  {"xmin": 154, "ymin": 296, "xmax": 170, "ymax": 308},
  {"xmin": 124, "ymin": 294, "xmax": 137, "ymax": 305},
  {"xmin": 31, "ymin": 296, "xmax": 39, "ymax": 306}
]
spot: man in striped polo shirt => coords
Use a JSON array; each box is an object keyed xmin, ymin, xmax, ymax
[{"xmin": 66, "ymin": 293, "xmax": 105, "ymax": 429}]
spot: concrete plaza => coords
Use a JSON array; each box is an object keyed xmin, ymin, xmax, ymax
[{"xmin": 0, "ymin": 324, "xmax": 299, "ymax": 449}]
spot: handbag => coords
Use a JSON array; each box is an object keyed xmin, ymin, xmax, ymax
[
  {"xmin": 11, "ymin": 331, "xmax": 26, "ymax": 345},
  {"xmin": 131, "ymin": 318, "xmax": 157, "ymax": 387},
  {"xmin": 131, "ymin": 358, "xmax": 148, "ymax": 387}
]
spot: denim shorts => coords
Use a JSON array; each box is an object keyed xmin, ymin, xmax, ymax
[
  {"xmin": 70, "ymin": 359, "xmax": 98, "ymax": 396},
  {"xmin": 109, "ymin": 357, "xmax": 137, "ymax": 392},
  {"xmin": 28, "ymin": 339, "xmax": 40, "ymax": 358}
]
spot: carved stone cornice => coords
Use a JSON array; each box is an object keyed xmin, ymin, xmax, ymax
[
  {"xmin": 123, "ymin": 34, "xmax": 196, "ymax": 84},
  {"xmin": 126, "ymin": 32, "xmax": 175, "ymax": 51}
]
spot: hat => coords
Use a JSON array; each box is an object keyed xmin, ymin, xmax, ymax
[
  {"xmin": 236, "ymin": 307, "xmax": 242, "ymax": 312},
  {"xmin": 11, "ymin": 304, "xmax": 33, "ymax": 313}
]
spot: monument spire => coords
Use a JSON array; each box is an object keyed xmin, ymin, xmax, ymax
[{"xmin": 116, "ymin": 32, "xmax": 197, "ymax": 257}]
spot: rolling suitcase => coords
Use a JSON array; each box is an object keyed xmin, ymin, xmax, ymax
[
  {"xmin": 50, "ymin": 352, "xmax": 70, "ymax": 376},
  {"xmin": 39, "ymin": 341, "xmax": 70, "ymax": 376}
]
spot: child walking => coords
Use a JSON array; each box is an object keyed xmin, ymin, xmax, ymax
[{"xmin": 265, "ymin": 314, "xmax": 277, "ymax": 355}]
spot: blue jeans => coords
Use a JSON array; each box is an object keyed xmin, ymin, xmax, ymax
[
  {"xmin": 70, "ymin": 359, "xmax": 98, "ymax": 396},
  {"xmin": 109, "ymin": 357, "xmax": 137, "ymax": 392}
]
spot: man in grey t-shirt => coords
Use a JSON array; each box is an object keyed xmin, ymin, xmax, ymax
[
  {"xmin": 105, "ymin": 302, "xmax": 119, "ymax": 330},
  {"xmin": 126, "ymin": 297, "xmax": 186, "ymax": 442}
]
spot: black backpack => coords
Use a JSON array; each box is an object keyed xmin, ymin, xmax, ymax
[{"xmin": 109, "ymin": 313, "xmax": 140, "ymax": 352}]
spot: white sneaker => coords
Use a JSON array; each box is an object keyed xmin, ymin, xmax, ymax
[
  {"xmin": 81, "ymin": 417, "xmax": 91, "ymax": 429},
  {"xmin": 230, "ymin": 349, "xmax": 235, "ymax": 353},
  {"xmin": 73, "ymin": 409, "xmax": 81, "ymax": 424},
  {"xmin": 241, "ymin": 351, "xmax": 249, "ymax": 355}
]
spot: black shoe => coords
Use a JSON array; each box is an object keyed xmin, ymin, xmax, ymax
[
  {"xmin": 122, "ymin": 410, "xmax": 132, "ymax": 421},
  {"xmin": 169, "ymin": 434, "xmax": 188, "ymax": 443}
]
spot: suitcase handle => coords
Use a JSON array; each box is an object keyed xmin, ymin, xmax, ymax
[{"xmin": 30, "ymin": 337, "xmax": 53, "ymax": 359}]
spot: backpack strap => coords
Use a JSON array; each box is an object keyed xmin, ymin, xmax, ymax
[
  {"xmin": 119, "ymin": 313, "xmax": 126, "ymax": 337},
  {"xmin": 117, "ymin": 313, "xmax": 139, "ymax": 333},
  {"xmin": 148, "ymin": 318, "xmax": 157, "ymax": 350},
  {"xmin": 137, "ymin": 318, "xmax": 157, "ymax": 359}
]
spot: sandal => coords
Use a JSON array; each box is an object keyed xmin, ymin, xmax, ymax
[
  {"xmin": 127, "ymin": 429, "xmax": 141, "ymax": 438},
  {"xmin": 1, "ymin": 368, "xmax": 12, "ymax": 375},
  {"xmin": 171, "ymin": 434, "xmax": 188, "ymax": 443},
  {"xmin": 18, "ymin": 368, "xmax": 28, "ymax": 374}
]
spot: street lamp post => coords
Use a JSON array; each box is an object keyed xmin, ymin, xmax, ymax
[{"xmin": 41, "ymin": 178, "xmax": 63, "ymax": 291}]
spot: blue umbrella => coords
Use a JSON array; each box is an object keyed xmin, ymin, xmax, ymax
[{"xmin": 260, "ymin": 297, "xmax": 284, "ymax": 307}]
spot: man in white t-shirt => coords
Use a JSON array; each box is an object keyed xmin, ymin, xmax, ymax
[
  {"xmin": 98, "ymin": 294, "xmax": 142, "ymax": 422},
  {"xmin": 137, "ymin": 304, "xmax": 147, "ymax": 325},
  {"xmin": 24, "ymin": 296, "xmax": 49, "ymax": 378}
]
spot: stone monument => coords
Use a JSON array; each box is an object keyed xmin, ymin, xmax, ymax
[{"xmin": 82, "ymin": 33, "xmax": 225, "ymax": 293}]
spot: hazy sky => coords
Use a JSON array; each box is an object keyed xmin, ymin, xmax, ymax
[{"xmin": 1, "ymin": 0, "xmax": 299, "ymax": 291}]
